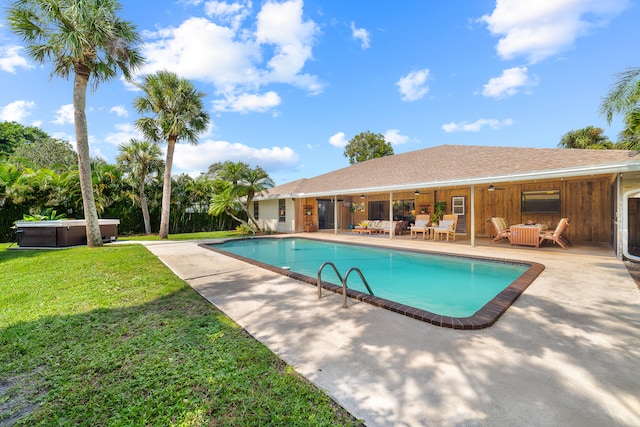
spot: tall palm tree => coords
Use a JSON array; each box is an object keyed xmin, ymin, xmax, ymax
[
  {"xmin": 117, "ymin": 139, "xmax": 164, "ymax": 234},
  {"xmin": 235, "ymin": 166, "xmax": 275, "ymax": 230},
  {"xmin": 558, "ymin": 126, "xmax": 613, "ymax": 150},
  {"xmin": 216, "ymin": 161, "xmax": 250, "ymax": 186},
  {"xmin": 600, "ymin": 67, "xmax": 640, "ymax": 149},
  {"xmin": 134, "ymin": 71, "xmax": 210, "ymax": 239},
  {"xmin": 7, "ymin": 0, "xmax": 144, "ymax": 247}
]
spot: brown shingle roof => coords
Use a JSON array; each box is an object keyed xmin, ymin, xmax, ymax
[{"xmin": 265, "ymin": 144, "xmax": 640, "ymax": 198}]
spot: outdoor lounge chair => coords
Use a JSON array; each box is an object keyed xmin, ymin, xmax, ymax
[
  {"xmin": 432, "ymin": 214, "xmax": 458, "ymax": 241},
  {"xmin": 490, "ymin": 217, "xmax": 510, "ymax": 243},
  {"xmin": 410, "ymin": 215, "xmax": 431, "ymax": 239},
  {"xmin": 539, "ymin": 218, "xmax": 572, "ymax": 249}
]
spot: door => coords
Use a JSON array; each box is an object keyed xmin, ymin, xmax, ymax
[
  {"xmin": 317, "ymin": 199, "xmax": 337, "ymax": 229},
  {"xmin": 623, "ymin": 189, "xmax": 640, "ymax": 261}
]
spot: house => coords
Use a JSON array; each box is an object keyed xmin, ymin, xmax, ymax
[{"xmin": 255, "ymin": 145, "xmax": 640, "ymax": 261}]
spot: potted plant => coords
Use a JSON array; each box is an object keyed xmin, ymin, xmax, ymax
[{"xmin": 431, "ymin": 201, "xmax": 446, "ymax": 225}]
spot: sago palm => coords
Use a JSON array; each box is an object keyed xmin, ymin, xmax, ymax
[
  {"xmin": 7, "ymin": 0, "xmax": 144, "ymax": 246},
  {"xmin": 117, "ymin": 139, "xmax": 164, "ymax": 234},
  {"xmin": 134, "ymin": 70, "xmax": 210, "ymax": 239}
]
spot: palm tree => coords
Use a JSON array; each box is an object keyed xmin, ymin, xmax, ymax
[
  {"xmin": 117, "ymin": 139, "xmax": 164, "ymax": 234},
  {"xmin": 600, "ymin": 67, "xmax": 640, "ymax": 149},
  {"xmin": 235, "ymin": 166, "xmax": 275, "ymax": 230},
  {"xmin": 558, "ymin": 126, "xmax": 613, "ymax": 150},
  {"xmin": 134, "ymin": 71, "xmax": 210, "ymax": 239},
  {"xmin": 208, "ymin": 186, "xmax": 251, "ymax": 230},
  {"xmin": 7, "ymin": 0, "xmax": 144, "ymax": 247},
  {"xmin": 215, "ymin": 161, "xmax": 250, "ymax": 186}
]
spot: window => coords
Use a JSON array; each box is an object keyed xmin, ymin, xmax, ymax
[
  {"xmin": 278, "ymin": 199, "xmax": 286, "ymax": 222},
  {"xmin": 452, "ymin": 196, "xmax": 465, "ymax": 215},
  {"xmin": 253, "ymin": 201, "xmax": 259, "ymax": 220},
  {"xmin": 521, "ymin": 190, "xmax": 560, "ymax": 213}
]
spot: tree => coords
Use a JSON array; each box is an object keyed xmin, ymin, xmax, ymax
[
  {"xmin": 600, "ymin": 67, "xmax": 640, "ymax": 150},
  {"xmin": 208, "ymin": 185, "xmax": 252, "ymax": 230},
  {"xmin": 213, "ymin": 160, "xmax": 249, "ymax": 185},
  {"xmin": 235, "ymin": 166, "xmax": 274, "ymax": 230},
  {"xmin": 344, "ymin": 131, "xmax": 394, "ymax": 164},
  {"xmin": 558, "ymin": 126, "xmax": 614, "ymax": 150},
  {"xmin": 134, "ymin": 70, "xmax": 210, "ymax": 239},
  {"xmin": 0, "ymin": 121, "xmax": 49, "ymax": 155},
  {"xmin": 7, "ymin": 0, "xmax": 144, "ymax": 247},
  {"xmin": 11, "ymin": 137, "xmax": 77, "ymax": 171},
  {"xmin": 117, "ymin": 139, "xmax": 164, "ymax": 234}
]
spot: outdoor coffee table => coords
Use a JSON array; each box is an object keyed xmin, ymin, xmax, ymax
[{"xmin": 351, "ymin": 228, "xmax": 373, "ymax": 235}]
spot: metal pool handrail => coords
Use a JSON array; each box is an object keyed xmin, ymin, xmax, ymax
[{"xmin": 317, "ymin": 262, "xmax": 375, "ymax": 308}]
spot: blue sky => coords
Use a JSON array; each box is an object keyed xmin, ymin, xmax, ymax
[{"xmin": 1, "ymin": 0, "xmax": 638, "ymax": 186}]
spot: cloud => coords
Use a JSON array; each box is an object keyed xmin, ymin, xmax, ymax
[
  {"xmin": 109, "ymin": 105, "xmax": 129, "ymax": 117},
  {"xmin": 0, "ymin": 100, "xmax": 35, "ymax": 122},
  {"xmin": 479, "ymin": 0, "xmax": 629, "ymax": 63},
  {"xmin": 384, "ymin": 129, "xmax": 409, "ymax": 145},
  {"xmin": 140, "ymin": 0, "xmax": 322, "ymax": 113},
  {"xmin": 52, "ymin": 104, "xmax": 74, "ymax": 125},
  {"xmin": 482, "ymin": 66, "xmax": 538, "ymax": 98},
  {"xmin": 172, "ymin": 139, "xmax": 299, "ymax": 173},
  {"xmin": 0, "ymin": 45, "xmax": 33, "ymax": 73},
  {"xmin": 212, "ymin": 91, "xmax": 281, "ymax": 113},
  {"xmin": 396, "ymin": 68, "xmax": 430, "ymax": 101},
  {"xmin": 351, "ymin": 21, "xmax": 371, "ymax": 49},
  {"xmin": 328, "ymin": 132, "xmax": 348, "ymax": 148},
  {"xmin": 104, "ymin": 123, "xmax": 142, "ymax": 146},
  {"xmin": 441, "ymin": 118, "xmax": 514, "ymax": 133}
]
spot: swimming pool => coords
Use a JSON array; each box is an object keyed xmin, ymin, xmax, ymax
[{"xmin": 204, "ymin": 237, "xmax": 544, "ymax": 329}]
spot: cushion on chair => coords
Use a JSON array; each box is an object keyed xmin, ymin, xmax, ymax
[
  {"xmin": 436, "ymin": 220, "xmax": 453, "ymax": 230},
  {"xmin": 412, "ymin": 220, "xmax": 428, "ymax": 229}
]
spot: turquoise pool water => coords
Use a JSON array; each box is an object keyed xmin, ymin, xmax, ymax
[{"xmin": 210, "ymin": 238, "xmax": 528, "ymax": 317}]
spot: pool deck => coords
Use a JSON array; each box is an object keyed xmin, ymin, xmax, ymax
[{"xmin": 139, "ymin": 233, "xmax": 640, "ymax": 427}]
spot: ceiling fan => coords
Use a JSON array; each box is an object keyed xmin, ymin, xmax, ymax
[{"xmin": 487, "ymin": 184, "xmax": 505, "ymax": 191}]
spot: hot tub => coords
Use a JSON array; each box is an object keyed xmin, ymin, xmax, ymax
[{"xmin": 14, "ymin": 219, "xmax": 120, "ymax": 247}]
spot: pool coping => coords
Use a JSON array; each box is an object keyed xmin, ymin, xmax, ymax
[{"xmin": 200, "ymin": 237, "xmax": 545, "ymax": 330}]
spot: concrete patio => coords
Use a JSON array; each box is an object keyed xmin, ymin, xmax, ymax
[{"xmin": 139, "ymin": 233, "xmax": 640, "ymax": 426}]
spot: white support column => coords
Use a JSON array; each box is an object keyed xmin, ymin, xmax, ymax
[
  {"xmin": 470, "ymin": 184, "xmax": 476, "ymax": 247},
  {"xmin": 389, "ymin": 192, "xmax": 394, "ymax": 240},
  {"xmin": 334, "ymin": 194, "xmax": 338, "ymax": 234}
]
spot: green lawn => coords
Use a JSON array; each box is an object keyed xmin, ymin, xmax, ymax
[{"xmin": 0, "ymin": 241, "xmax": 361, "ymax": 426}]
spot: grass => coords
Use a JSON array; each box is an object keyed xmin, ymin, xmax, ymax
[{"xmin": 0, "ymin": 241, "xmax": 362, "ymax": 426}]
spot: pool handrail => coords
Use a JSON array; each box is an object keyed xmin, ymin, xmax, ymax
[
  {"xmin": 317, "ymin": 261, "xmax": 343, "ymax": 299},
  {"xmin": 343, "ymin": 267, "xmax": 375, "ymax": 308}
]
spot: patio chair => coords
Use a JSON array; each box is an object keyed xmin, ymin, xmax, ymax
[
  {"xmin": 433, "ymin": 214, "xmax": 458, "ymax": 241},
  {"xmin": 490, "ymin": 217, "xmax": 510, "ymax": 243},
  {"xmin": 410, "ymin": 215, "xmax": 430, "ymax": 239},
  {"xmin": 539, "ymin": 218, "xmax": 572, "ymax": 249}
]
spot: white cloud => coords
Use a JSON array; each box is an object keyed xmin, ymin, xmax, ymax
[
  {"xmin": 0, "ymin": 100, "xmax": 35, "ymax": 122},
  {"xmin": 328, "ymin": 131, "xmax": 348, "ymax": 148},
  {"xmin": 140, "ymin": 0, "xmax": 322, "ymax": 113},
  {"xmin": 110, "ymin": 105, "xmax": 129, "ymax": 117},
  {"xmin": 482, "ymin": 66, "xmax": 538, "ymax": 98},
  {"xmin": 204, "ymin": 0, "xmax": 251, "ymax": 30},
  {"xmin": 52, "ymin": 104, "xmax": 74, "ymax": 125},
  {"xmin": 396, "ymin": 68, "xmax": 430, "ymax": 101},
  {"xmin": 384, "ymin": 129, "xmax": 409, "ymax": 145},
  {"xmin": 479, "ymin": 0, "xmax": 629, "ymax": 63},
  {"xmin": 0, "ymin": 45, "xmax": 33, "ymax": 73},
  {"xmin": 441, "ymin": 118, "xmax": 514, "ymax": 133},
  {"xmin": 104, "ymin": 123, "xmax": 142, "ymax": 146},
  {"xmin": 173, "ymin": 139, "xmax": 299, "ymax": 173},
  {"xmin": 351, "ymin": 21, "xmax": 371, "ymax": 49},
  {"xmin": 212, "ymin": 91, "xmax": 281, "ymax": 113}
]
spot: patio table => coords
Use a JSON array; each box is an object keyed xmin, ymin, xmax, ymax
[{"xmin": 509, "ymin": 224, "xmax": 548, "ymax": 248}]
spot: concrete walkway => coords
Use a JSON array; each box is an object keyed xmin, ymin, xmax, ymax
[{"xmin": 140, "ymin": 235, "xmax": 640, "ymax": 427}]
